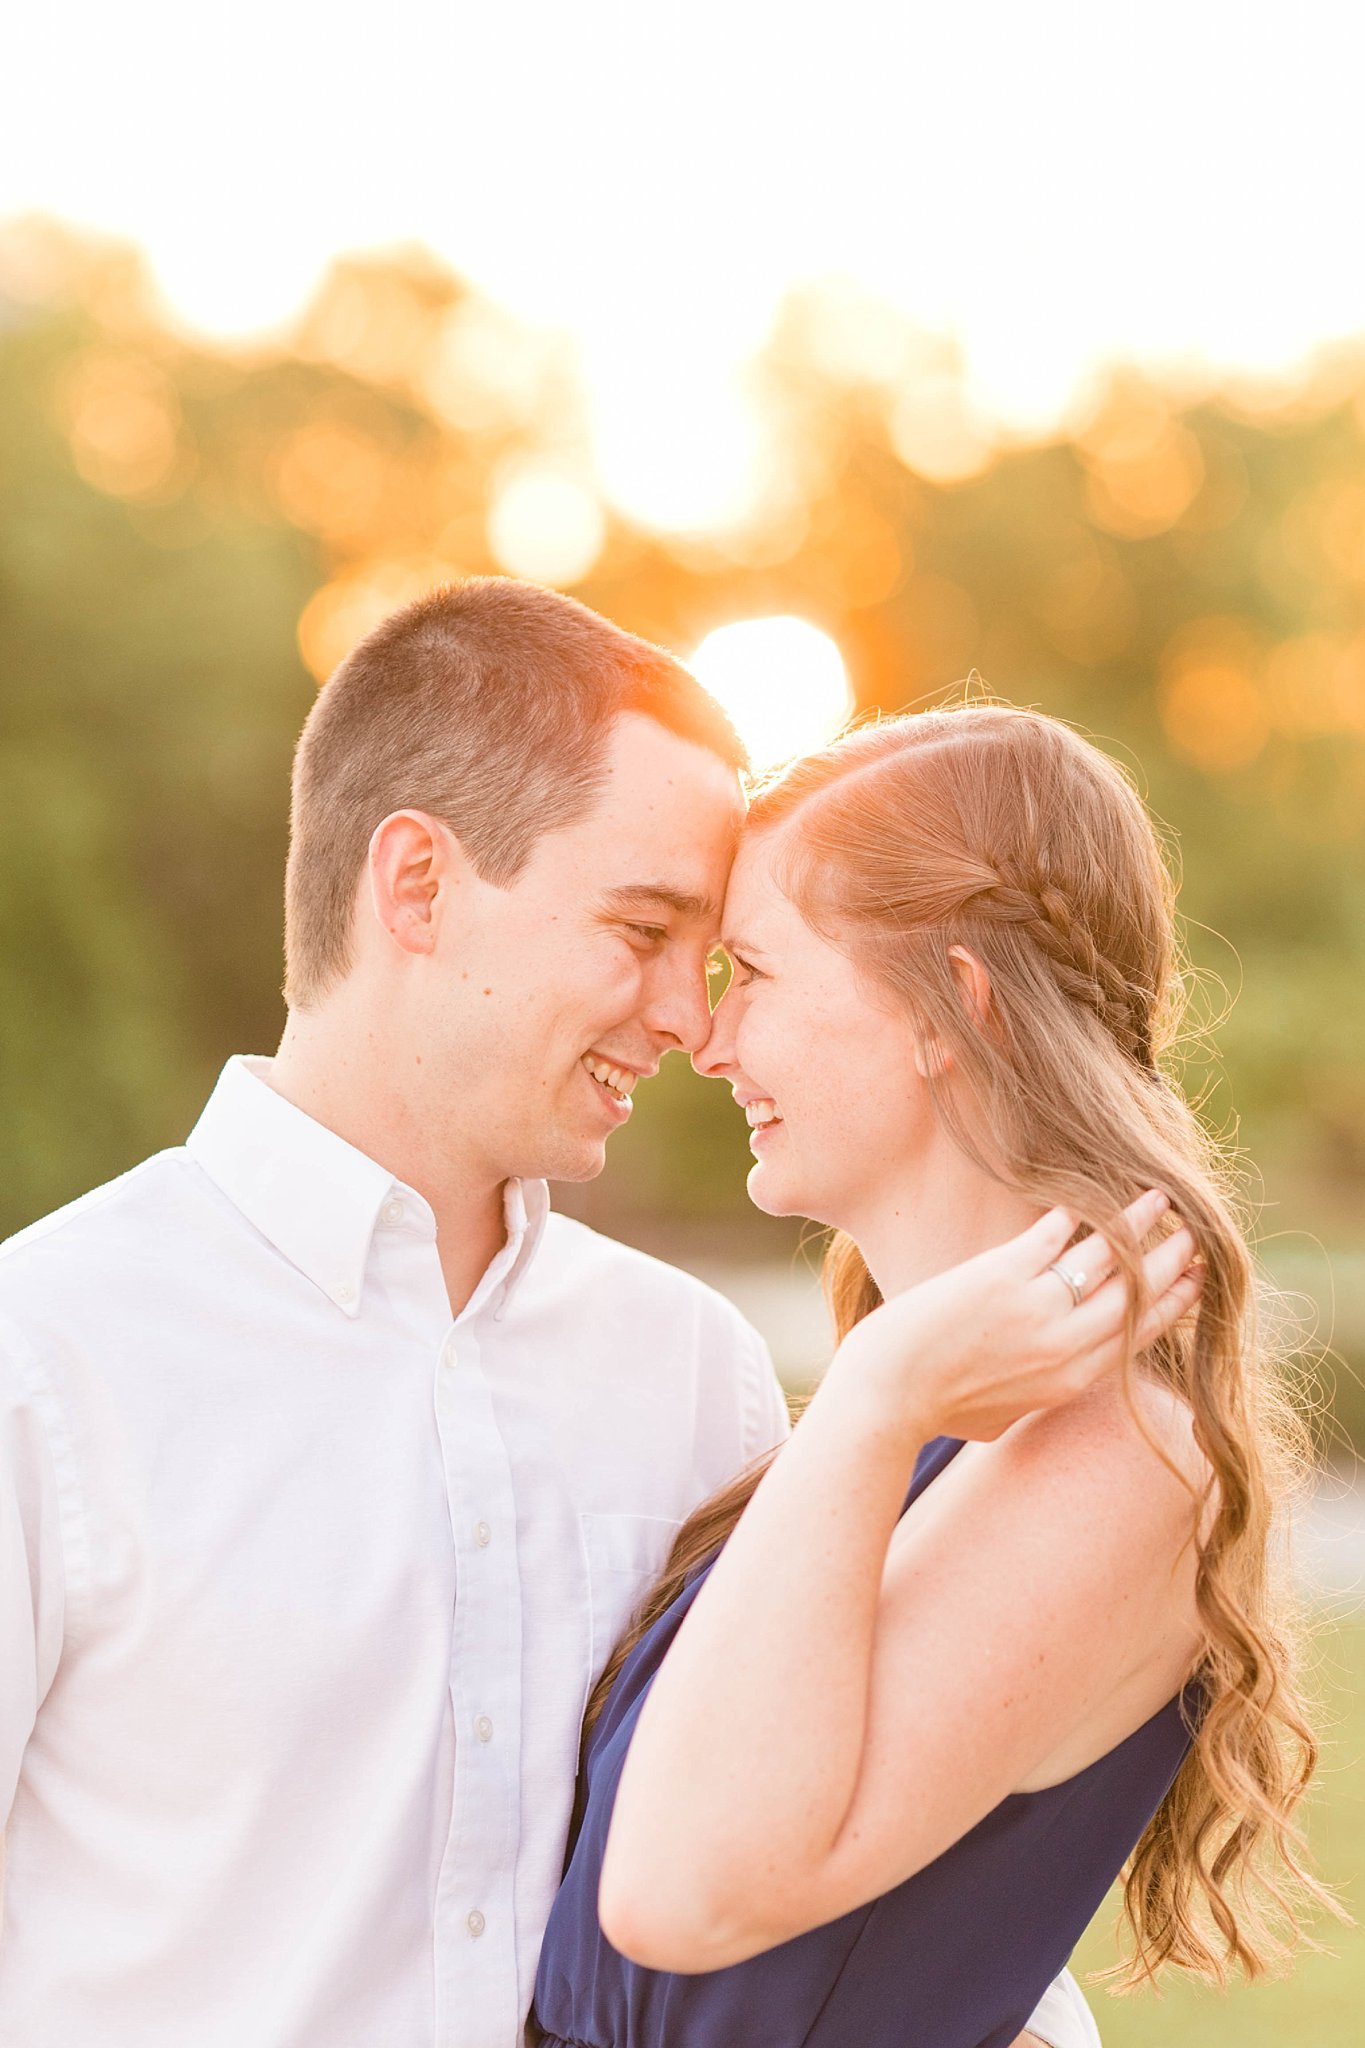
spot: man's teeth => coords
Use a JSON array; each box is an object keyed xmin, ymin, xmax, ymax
[
  {"xmin": 745, "ymin": 1100, "xmax": 782, "ymax": 1128},
  {"xmin": 583, "ymin": 1055, "xmax": 637, "ymax": 1101}
]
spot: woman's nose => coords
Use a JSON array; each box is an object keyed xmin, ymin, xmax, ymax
[{"xmin": 692, "ymin": 990, "xmax": 737, "ymax": 1078}]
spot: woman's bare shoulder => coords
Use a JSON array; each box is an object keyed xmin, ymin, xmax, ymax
[{"xmin": 1000, "ymin": 1364, "xmax": 1213, "ymax": 1530}]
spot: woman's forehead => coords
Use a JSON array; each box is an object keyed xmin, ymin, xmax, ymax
[{"xmin": 720, "ymin": 833, "xmax": 805, "ymax": 947}]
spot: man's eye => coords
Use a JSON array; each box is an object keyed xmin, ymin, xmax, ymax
[{"xmin": 627, "ymin": 923, "xmax": 668, "ymax": 944}]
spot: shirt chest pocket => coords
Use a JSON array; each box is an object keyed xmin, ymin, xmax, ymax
[{"xmin": 579, "ymin": 1510, "xmax": 682, "ymax": 1717}]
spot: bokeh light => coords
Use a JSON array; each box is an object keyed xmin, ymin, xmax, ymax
[
  {"xmin": 486, "ymin": 461, "xmax": 605, "ymax": 586},
  {"xmin": 297, "ymin": 556, "xmax": 462, "ymax": 682},
  {"xmin": 271, "ymin": 423, "xmax": 387, "ymax": 547},
  {"xmin": 689, "ymin": 617, "xmax": 853, "ymax": 773},
  {"xmin": 1158, "ymin": 617, "xmax": 1269, "ymax": 772},
  {"xmin": 58, "ymin": 348, "xmax": 189, "ymax": 502},
  {"xmin": 1075, "ymin": 387, "xmax": 1207, "ymax": 539},
  {"xmin": 588, "ymin": 353, "xmax": 769, "ymax": 535}
]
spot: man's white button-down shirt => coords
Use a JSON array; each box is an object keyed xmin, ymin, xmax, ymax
[{"xmin": 0, "ymin": 1056, "xmax": 790, "ymax": 2047}]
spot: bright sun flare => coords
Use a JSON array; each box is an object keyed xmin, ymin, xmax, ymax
[{"xmin": 689, "ymin": 617, "xmax": 853, "ymax": 774}]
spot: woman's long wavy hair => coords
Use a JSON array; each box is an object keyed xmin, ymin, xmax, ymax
[{"xmin": 583, "ymin": 702, "xmax": 1335, "ymax": 1985}]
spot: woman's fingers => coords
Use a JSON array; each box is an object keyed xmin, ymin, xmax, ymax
[
  {"xmin": 1062, "ymin": 1270, "xmax": 1132, "ymax": 1359},
  {"xmin": 1061, "ymin": 1230, "xmax": 1202, "ymax": 1362},
  {"xmin": 1015, "ymin": 1205, "xmax": 1079, "ymax": 1271},
  {"xmin": 1141, "ymin": 1225, "xmax": 1198, "ymax": 1299},
  {"xmin": 1033, "ymin": 1189, "xmax": 1170, "ymax": 1309},
  {"xmin": 1135, "ymin": 1264, "xmax": 1204, "ymax": 1350}
]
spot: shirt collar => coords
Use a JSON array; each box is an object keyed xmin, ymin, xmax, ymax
[
  {"xmin": 472, "ymin": 1171, "xmax": 551, "ymax": 1325},
  {"xmin": 186, "ymin": 1055, "xmax": 549, "ymax": 1320}
]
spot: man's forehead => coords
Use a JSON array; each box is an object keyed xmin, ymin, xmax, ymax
[{"xmin": 593, "ymin": 722, "xmax": 745, "ymax": 840}]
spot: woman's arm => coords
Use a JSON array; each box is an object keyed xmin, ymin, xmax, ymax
[{"xmin": 599, "ymin": 1198, "xmax": 1204, "ymax": 1971}]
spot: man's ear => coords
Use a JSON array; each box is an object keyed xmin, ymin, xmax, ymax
[
  {"xmin": 366, "ymin": 810, "xmax": 463, "ymax": 960},
  {"xmin": 912, "ymin": 945, "xmax": 994, "ymax": 1079}
]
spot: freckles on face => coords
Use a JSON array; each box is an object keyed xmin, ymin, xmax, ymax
[
  {"xmin": 717, "ymin": 839, "xmax": 931, "ymax": 1225},
  {"xmin": 755, "ymin": 961, "xmax": 924, "ymax": 1214}
]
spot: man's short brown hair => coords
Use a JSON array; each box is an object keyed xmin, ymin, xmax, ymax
[{"xmin": 283, "ymin": 578, "xmax": 746, "ymax": 1008}]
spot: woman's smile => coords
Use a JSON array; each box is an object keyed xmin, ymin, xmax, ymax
[{"xmin": 738, "ymin": 1093, "xmax": 784, "ymax": 1150}]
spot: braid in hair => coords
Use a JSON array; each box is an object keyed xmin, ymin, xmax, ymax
[{"xmin": 972, "ymin": 864, "xmax": 1157, "ymax": 1069}]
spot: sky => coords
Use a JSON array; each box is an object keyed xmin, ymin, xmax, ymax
[{"xmin": 6, "ymin": 0, "xmax": 1365, "ymax": 530}]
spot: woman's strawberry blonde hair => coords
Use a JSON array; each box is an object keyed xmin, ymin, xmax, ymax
[{"xmin": 585, "ymin": 701, "xmax": 1336, "ymax": 1988}]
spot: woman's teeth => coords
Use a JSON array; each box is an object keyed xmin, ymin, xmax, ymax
[
  {"xmin": 583, "ymin": 1054, "xmax": 637, "ymax": 1103},
  {"xmin": 745, "ymin": 1100, "xmax": 782, "ymax": 1128}
]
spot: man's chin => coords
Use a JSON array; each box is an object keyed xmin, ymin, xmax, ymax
[
  {"xmin": 528, "ymin": 1128, "xmax": 612, "ymax": 1187},
  {"xmin": 543, "ymin": 1147, "xmax": 609, "ymax": 1186}
]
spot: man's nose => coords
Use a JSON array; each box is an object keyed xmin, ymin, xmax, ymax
[{"xmin": 644, "ymin": 958, "xmax": 716, "ymax": 1058}]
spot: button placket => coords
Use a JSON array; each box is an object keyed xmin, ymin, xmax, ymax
[{"xmin": 431, "ymin": 1324, "xmax": 523, "ymax": 2047}]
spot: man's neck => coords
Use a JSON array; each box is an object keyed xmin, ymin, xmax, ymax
[{"xmin": 268, "ymin": 1015, "xmax": 510, "ymax": 1317}]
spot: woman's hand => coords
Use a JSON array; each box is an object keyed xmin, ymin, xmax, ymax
[{"xmin": 833, "ymin": 1189, "xmax": 1201, "ymax": 1446}]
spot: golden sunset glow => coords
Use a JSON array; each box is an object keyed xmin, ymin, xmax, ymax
[
  {"xmin": 486, "ymin": 462, "xmax": 607, "ymax": 586},
  {"xmin": 6, "ymin": 4, "xmax": 1364, "ymax": 539},
  {"xmin": 689, "ymin": 618, "xmax": 853, "ymax": 774}
]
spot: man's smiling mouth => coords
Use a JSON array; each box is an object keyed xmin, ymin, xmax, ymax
[{"xmin": 582, "ymin": 1053, "xmax": 640, "ymax": 1105}]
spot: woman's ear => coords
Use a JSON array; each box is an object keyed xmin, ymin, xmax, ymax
[
  {"xmin": 914, "ymin": 947, "xmax": 995, "ymax": 1078},
  {"xmin": 948, "ymin": 945, "xmax": 994, "ymax": 1031}
]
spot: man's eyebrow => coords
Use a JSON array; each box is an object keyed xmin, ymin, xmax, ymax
[{"xmin": 601, "ymin": 884, "xmax": 719, "ymax": 923}]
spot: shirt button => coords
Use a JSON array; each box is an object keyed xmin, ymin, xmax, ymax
[
  {"xmin": 337, "ymin": 1282, "xmax": 356, "ymax": 1305},
  {"xmin": 467, "ymin": 1909, "xmax": 486, "ymax": 1938},
  {"xmin": 475, "ymin": 1520, "xmax": 492, "ymax": 1547},
  {"xmin": 381, "ymin": 1197, "xmax": 405, "ymax": 1226},
  {"xmin": 475, "ymin": 1714, "xmax": 493, "ymax": 1742}
]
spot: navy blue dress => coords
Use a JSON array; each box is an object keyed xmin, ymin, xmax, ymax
[{"xmin": 533, "ymin": 1437, "xmax": 1201, "ymax": 2048}]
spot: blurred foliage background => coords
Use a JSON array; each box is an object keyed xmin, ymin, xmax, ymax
[
  {"xmin": 1, "ymin": 217, "xmax": 1362, "ymax": 1440},
  {"xmin": 2, "ymin": 213, "xmax": 1363, "ymax": 2036}
]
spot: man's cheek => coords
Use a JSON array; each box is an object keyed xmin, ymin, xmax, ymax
[{"xmin": 608, "ymin": 961, "xmax": 649, "ymax": 1016}]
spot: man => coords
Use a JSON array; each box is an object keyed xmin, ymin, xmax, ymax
[{"xmin": 0, "ymin": 578, "xmax": 1093, "ymax": 2046}]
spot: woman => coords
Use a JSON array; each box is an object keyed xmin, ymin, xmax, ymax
[{"xmin": 533, "ymin": 705, "xmax": 1326, "ymax": 2048}]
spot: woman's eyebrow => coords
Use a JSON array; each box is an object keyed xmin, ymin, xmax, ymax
[{"xmin": 720, "ymin": 935, "xmax": 765, "ymax": 957}]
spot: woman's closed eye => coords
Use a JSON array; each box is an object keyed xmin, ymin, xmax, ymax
[{"xmin": 726, "ymin": 951, "xmax": 766, "ymax": 989}]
